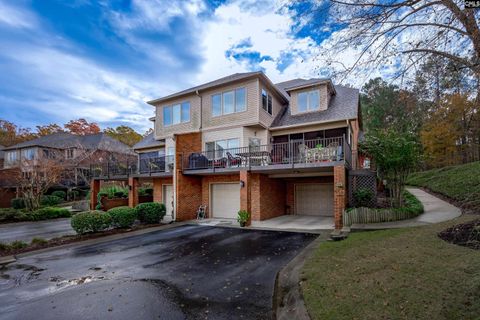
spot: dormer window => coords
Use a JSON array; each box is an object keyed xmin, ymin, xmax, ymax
[
  {"xmin": 66, "ymin": 148, "xmax": 74, "ymax": 159},
  {"xmin": 298, "ymin": 89, "xmax": 320, "ymax": 112}
]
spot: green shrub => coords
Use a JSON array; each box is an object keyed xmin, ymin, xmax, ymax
[
  {"xmin": 11, "ymin": 198, "xmax": 25, "ymax": 209},
  {"xmin": 113, "ymin": 191, "xmax": 126, "ymax": 198},
  {"xmin": 41, "ymin": 195, "xmax": 62, "ymax": 206},
  {"xmin": 10, "ymin": 240, "xmax": 28, "ymax": 250},
  {"xmin": 0, "ymin": 242, "xmax": 8, "ymax": 251},
  {"xmin": 71, "ymin": 210, "xmax": 112, "ymax": 234},
  {"xmin": 31, "ymin": 238, "xmax": 48, "ymax": 245},
  {"xmin": 353, "ymin": 188, "xmax": 375, "ymax": 208},
  {"xmin": 67, "ymin": 190, "xmax": 80, "ymax": 200},
  {"xmin": 107, "ymin": 206, "xmax": 136, "ymax": 228},
  {"xmin": 29, "ymin": 207, "xmax": 71, "ymax": 221},
  {"xmin": 135, "ymin": 202, "xmax": 166, "ymax": 224},
  {"xmin": 0, "ymin": 208, "xmax": 29, "ymax": 222},
  {"xmin": 138, "ymin": 187, "xmax": 153, "ymax": 196},
  {"xmin": 237, "ymin": 210, "xmax": 250, "ymax": 225},
  {"xmin": 51, "ymin": 191, "xmax": 66, "ymax": 200},
  {"xmin": 100, "ymin": 186, "xmax": 128, "ymax": 199}
]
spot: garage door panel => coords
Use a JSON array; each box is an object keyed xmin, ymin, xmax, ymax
[
  {"xmin": 211, "ymin": 183, "xmax": 240, "ymax": 219},
  {"xmin": 295, "ymin": 184, "xmax": 333, "ymax": 216}
]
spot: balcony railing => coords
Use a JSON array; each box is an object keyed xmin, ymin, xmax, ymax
[
  {"xmin": 182, "ymin": 135, "xmax": 351, "ymax": 171},
  {"xmin": 90, "ymin": 155, "xmax": 174, "ymax": 179}
]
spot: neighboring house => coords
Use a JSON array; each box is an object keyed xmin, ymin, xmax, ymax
[
  {"xmin": 1, "ymin": 133, "xmax": 136, "ymax": 198},
  {"xmin": 0, "ymin": 145, "xmax": 18, "ymax": 208},
  {"xmin": 92, "ymin": 71, "xmax": 362, "ymax": 229}
]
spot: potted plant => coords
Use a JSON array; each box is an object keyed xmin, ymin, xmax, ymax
[{"xmin": 237, "ymin": 210, "xmax": 250, "ymax": 227}]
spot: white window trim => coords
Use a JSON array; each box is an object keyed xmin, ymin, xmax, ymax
[
  {"xmin": 211, "ymin": 87, "xmax": 247, "ymax": 117},
  {"xmin": 261, "ymin": 88, "xmax": 273, "ymax": 116},
  {"xmin": 297, "ymin": 89, "xmax": 320, "ymax": 113},
  {"xmin": 163, "ymin": 101, "xmax": 191, "ymax": 127}
]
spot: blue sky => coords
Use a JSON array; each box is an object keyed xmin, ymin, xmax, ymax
[{"xmin": 0, "ymin": 0, "xmax": 344, "ymax": 132}]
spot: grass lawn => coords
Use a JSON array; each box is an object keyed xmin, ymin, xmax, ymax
[
  {"xmin": 407, "ymin": 161, "xmax": 480, "ymax": 211},
  {"xmin": 301, "ymin": 215, "xmax": 480, "ymax": 320}
]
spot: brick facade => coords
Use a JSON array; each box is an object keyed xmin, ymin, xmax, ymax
[
  {"xmin": 153, "ymin": 177, "xmax": 173, "ymax": 203},
  {"xmin": 251, "ymin": 174, "xmax": 286, "ymax": 221},
  {"xmin": 128, "ymin": 177, "xmax": 139, "ymax": 208},
  {"xmin": 334, "ymin": 165, "xmax": 347, "ymax": 229},
  {"xmin": 175, "ymin": 133, "xmax": 203, "ymax": 221}
]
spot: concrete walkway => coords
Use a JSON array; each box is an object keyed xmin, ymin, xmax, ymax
[
  {"xmin": 251, "ymin": 215, "xmax": 334, "ymax": 233},
  {"xmin": 0, "ymin": 218, "xmax": 74, "ymax": 243},
  {"xmin": 351, "ymin": 187, "xmax": 462, "ymax": 230}
]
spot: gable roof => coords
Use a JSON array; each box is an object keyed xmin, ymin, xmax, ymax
[
  {"xmin": 147, "ymin": 71, "xmax": 289, "ymax": 105},
  {"xmin": 3, "ymin": 133, "xmax": 135, "ymax": 155},
  {"xmin": 133, "ymin": 132, "xmax": 165, "ymax": 150},
  {"xmin": 271, "ymin": 80, "xmax": 359, "ymax": 128}
]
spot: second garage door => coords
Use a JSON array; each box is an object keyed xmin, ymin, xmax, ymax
[
  {"xmin": 295, "ymin": 183, "xmax": 334, "ymax": 216},
  {"xmin": 211, "ymin": 183, "xmax": 240, "ymax": 219}
]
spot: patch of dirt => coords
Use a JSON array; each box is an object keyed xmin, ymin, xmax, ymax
[
  {"xmin": 438, "ymin": 219, "xmax": 480, "ymax": 250},
  {"xmin": 0, "ymin": 223, "xmax": 166, "ymax": 257}
]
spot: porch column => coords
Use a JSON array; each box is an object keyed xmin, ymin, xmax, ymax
[
  {"xmin": 334, "ymin": 165, "xmax": 346, "ymax": 229},
  {"xmin": 90, "ymin": 179, "xmax": 100, "ymax": 210},
  {"xmin": 240, "ymin": 170, "xmax": 251, "ymax": 226},
  {"xmin": 128, "ymin": 177, "xmax": 139, "ymax": 208}
]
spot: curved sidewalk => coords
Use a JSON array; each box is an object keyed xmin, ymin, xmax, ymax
[{"xmin": 351, "ymin": 187, "xmax": 462, "ymax": 230}]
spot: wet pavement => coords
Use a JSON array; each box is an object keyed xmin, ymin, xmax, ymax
[
  {"xmin": 0, "ymin": 225, "xmax": 317, "ymax": 320},
  {"xmin": 0, "ymin": 218, "xmax": 74, "ymax": 243}
]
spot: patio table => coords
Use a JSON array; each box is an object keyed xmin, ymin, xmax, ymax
[{"xmin": 236, "ymin": 151, "xmax": 271, "ymax": 166}]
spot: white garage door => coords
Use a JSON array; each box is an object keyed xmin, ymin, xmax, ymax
[
  {"xmin": 211, "ymin": 183, "xmax": 240, "ymax": 219},
  {"xmin": 295, "ymin": 184, "xmax": 334, "ymax": 216}
]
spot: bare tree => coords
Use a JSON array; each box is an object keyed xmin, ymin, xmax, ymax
[{"xmin": 293, "ymin": 0, "xmax": 479, "ymax": 83}]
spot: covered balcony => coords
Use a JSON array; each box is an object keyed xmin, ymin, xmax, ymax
[
  {"xmin": 90, "ymin": 155, "xmax": 174, "ymax": 179},
  {"xmin": 182, "ymin": 135, "xmax": 352, "ymax": 174}
]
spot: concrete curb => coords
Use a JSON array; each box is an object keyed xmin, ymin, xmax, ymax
[
  {"xmin": 274, "ymin": 233, "xmax": 329, "ymax": 320},
  {"xmin": 15, "ymin": 222, "xmax": 188, "ymax": 259},
  {"xmin": 0, "ymin": 255, "xmax": 16, "ymax": 265}
]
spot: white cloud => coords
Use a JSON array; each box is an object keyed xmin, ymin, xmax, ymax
[
  {"xmin": 197, "ymin": 0, "xmax": 320, "ymax": 84},
  {"xmin": 0, "ymin": 1, "xmax": 38, "ymax": 29}
]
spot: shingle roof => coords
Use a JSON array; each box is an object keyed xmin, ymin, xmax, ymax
[
  {"xmin": 147, "ymin": 71, "xmax": 289, "ymax": 105},
  {"xmin": 271, "ymin": 79, "xmax": 359, "ymax": 128},
  {"xmin": 133, "ymin": 132, "xmax": 165, "ymax": 150},
  {"xmin": 3, "ymin": 133, "xmax": 135, "ymax": 155}
]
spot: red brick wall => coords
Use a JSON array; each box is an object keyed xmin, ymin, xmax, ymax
[
  {"xmin": 334, "ymin": 165, "xmax": 346, "ymax": 229},
  {"xmin": 254, "ymin": 174, "xmax": 286, "ymax": 221},
  {"xmin": 285, "ymin": 176, "xmax": 334, "ymax": 215},
  {"xmin": 153, "ymin": 177, "xmax": 173, "ymax": 203},
  {"xmin": 0, "ymin": 188, "xmax": 16, "ymax": 208},
  {"xmin": 175, "ymin": 133, "xmax": 203, "ymax": 221},
  {"xmin": 201, "ymin": 174, "xmax": 240, "ymax": 218}
]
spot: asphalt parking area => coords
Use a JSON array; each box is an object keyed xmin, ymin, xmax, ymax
[{"xmin": 0, "ymin": 225, "xmax": 317, "ymax": 320}]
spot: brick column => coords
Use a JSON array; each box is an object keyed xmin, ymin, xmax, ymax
[
  {"xmin": 334, "ymin": 165, "xmax": 346, "ymax": 229},
  {"xmin": 90, "ymin": 179, "xmax": 100, "ymax": 210},
  {"xmin": 240, "ymin": 170, "xmax": 251, "ymax": 225},
  {"xmin": 128, "ymin": 177, "xmax": 139, "ymax": 208}
]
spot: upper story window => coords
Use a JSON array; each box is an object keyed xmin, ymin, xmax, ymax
[
  {"xmin": 65, "ymin": 148, "xmax": 74, "ymax": 159},
  {"xmin": 298, "ymin": 89, "xmax": 320, "ymax": 112},
  {"xmin": 212, "ymin": 87, "xmax": 246, "ymax": 117},
  {"xmin": 21, "ymin": 148, "xmax": 35, "ymax": 160},
  {"xmin": 43, "ymin": 149, "xmax": 55, "ymax": 159},
  {"xmin": 163, "ymin": 102, "xmax": 190, "ymax": 126},
  {"xmin": 5, "ymin": 151, "xmax": 18, "ymax": 165},
  {"xmin": 261, "ymin": 89, "xmax": 272, "ymax": 115}
]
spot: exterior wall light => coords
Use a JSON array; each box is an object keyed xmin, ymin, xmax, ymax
[{"xmin": 240, "ymin": 180, "xmax": 245, "ymax": 188}]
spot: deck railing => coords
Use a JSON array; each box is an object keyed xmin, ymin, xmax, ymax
[
  {"xmin": 90, "ymin": 155, "xmax": 174, "ymax": 179},
  {"xmin": 182, "ymin": 135, "xmax": 351, "ymax": 171}
]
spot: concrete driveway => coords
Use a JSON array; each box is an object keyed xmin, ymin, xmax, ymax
[
  {"xmin": 0, "ymin": 218, "xmax": 74, "ymax": 243},
  {"xmin": 0, "ymin": 225, "xmax": 317, "ymax": 320}
]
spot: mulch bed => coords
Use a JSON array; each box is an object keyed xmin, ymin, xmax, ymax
[
  {"xmin": 438, "ymin": 219, "xmax": 480, "ymax": 250},
  {"xmin": 0, "ymin": 223, "xmax": 166, "ymax": 257}
]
